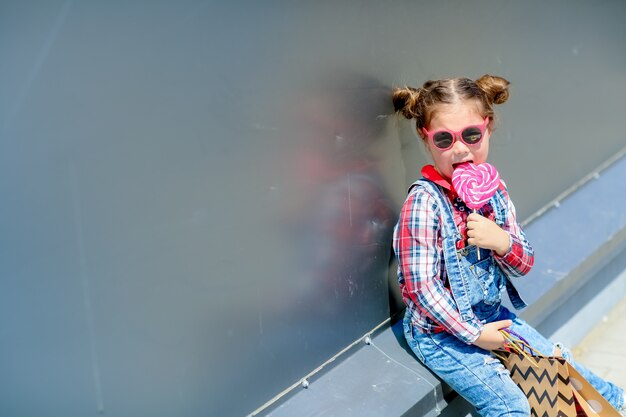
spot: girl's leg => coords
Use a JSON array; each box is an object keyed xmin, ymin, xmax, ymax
[
  {"xmin": 404, "ymin": 320, "xmax": 530, "ymax": 417},
  {"xmin": 501, "ymin": 310, "xmax": 625, "ymax": 410}
]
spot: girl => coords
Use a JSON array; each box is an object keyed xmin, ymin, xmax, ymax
[{"xmin": 391, "ymin": 75, "xmax": 625, "ymax": 416}]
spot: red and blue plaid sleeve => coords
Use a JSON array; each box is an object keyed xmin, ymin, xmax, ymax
[
  {"xmin": 493, "ymin": 188, "xmax": 535, "ymax": 276},
  {"xmin": 394, "ymin": 187, "xmax": 483, "ymax": 344}
]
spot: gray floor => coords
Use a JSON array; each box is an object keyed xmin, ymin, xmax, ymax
[{"xmin": 574, "ymin": 295, "xmax": 626, "ymax": 388}]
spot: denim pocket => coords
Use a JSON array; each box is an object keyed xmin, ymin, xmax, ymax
[
  {"xmin": 468, "ymin": 258, "xmax": 501, "ymax": 305},
  {"xmin": 469, "ymin": 258, "xmax": 491, "ymax": 279}
]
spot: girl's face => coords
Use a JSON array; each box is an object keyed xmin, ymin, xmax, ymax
[{"xmin": 422, "ymin": 102, "xmax": 491, "ymax": 179}]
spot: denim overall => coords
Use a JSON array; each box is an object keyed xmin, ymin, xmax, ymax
[{"xmin": 402, "ymin": 179, "xmax": 624, "ymax": 416}]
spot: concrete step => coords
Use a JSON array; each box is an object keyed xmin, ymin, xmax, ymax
[{"xmin": 574, "ymin": 295, "xmax": 626, "ymax": 388}]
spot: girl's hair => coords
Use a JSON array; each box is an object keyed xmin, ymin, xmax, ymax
[{"xmin": 392, "ymin": 75, "xmax": 510, "ymax": 131}]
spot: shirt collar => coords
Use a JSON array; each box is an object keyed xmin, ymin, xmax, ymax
[{"xmin": 421, "ymin": 165, "xmax": 454, "ymax": 191}]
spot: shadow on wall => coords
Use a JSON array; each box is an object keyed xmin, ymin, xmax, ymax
[
  {"xmin": 278, "ymin": 68, "xmax": 397, "ymax": 340},
  {"xmin": 216, "ymin": 69, "xmax": 400, "ymax": 416}
]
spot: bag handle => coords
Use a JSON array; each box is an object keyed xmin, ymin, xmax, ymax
[
  {"xmin": 501, "ymin": 329, "xmax": 533, "ymax": 353},
  {"xmin": 497, "ymin": 329, "xmax": 543, "ymax": 368}
]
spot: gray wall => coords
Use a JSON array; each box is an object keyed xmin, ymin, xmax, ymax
[{"xmin": 1, "ymin": 1, "xmax": 625, "ymax": 416}]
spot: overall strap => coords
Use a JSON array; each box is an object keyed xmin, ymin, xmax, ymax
[
  {"xmin": 410, "ymin": 180, "xmax": 460, "ymax": 239},
  {"xmin": 489, "ymin": 186, "xmax": 528, "ymax": 310},
  {"xmin": 491, "ymin": 186, "xmax": 508, "ymax": 227},
  {"xmin": 411, "ymin": 179, "xmax": 476, "ymax": 322}
]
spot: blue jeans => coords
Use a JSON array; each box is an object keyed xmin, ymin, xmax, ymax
[{"xmin": 404, "ymin": 307, "xmax": 625, "ymax": 416}]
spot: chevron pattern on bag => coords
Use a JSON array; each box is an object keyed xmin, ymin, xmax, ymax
[
  {"xmin": 530, "ymin": 411, "xmax": 571, "ymax": 417},
  {"xmin": 509, "ymin": 363, "xmax": 560, "ymax": 385},
  {"xmin": 500, "ymin": 352, "xmax": 577, "ymax": 417},
  {"xmin": 523, "ymin": 386, "xmax": 577, "ymax": 409},
  {"xmin": 535, "ymin": 411, "xmax": 571, "ymax": 417}
]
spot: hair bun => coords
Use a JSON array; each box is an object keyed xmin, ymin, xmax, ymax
[
  {"xmin": 392, "ymin": 86, "xmax": 421, "ymax": 119},
  {"xmin": 476, "ymin": 74, "xmax": 510, "ymax": 105}
]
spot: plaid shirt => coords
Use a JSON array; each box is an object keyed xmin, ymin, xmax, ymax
[{"xmin": 393, "ymin": 166, "xmax": 534, "ymax": 344}]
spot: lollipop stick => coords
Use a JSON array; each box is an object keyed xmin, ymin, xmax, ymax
[{"xmin": 474, "ymin": 209, "xmax": 481, "ymax": 261}]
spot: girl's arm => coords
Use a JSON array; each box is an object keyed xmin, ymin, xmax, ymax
[
  {"xmin": 394, "ymin": 188, "xmax": 483, "ymax": 345},
  {"xmin": 492, "ymin": 190, "xmax": 534, "ymax": 277}
]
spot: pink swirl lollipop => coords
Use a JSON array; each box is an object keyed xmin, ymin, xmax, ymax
[
  {"xmin": 452, "ymin": 162, "xmax": 500, "ymax": 210},
  {"xmin": 452, "ymin": 162, "xmax": 500, "ymax": 259}
]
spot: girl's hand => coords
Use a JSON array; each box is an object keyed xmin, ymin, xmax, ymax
[
  {"xmin": 466, "ymin": 213, "xmax": 511, "ymax": 256},
  {"xmin": 473, "ymin": 320, "xmax": 512, "ymax": 350}
]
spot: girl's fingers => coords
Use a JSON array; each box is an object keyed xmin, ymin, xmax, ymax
[
  {"xmin": 467, "ymin": 213, "xmax": 483, "ymax": 222},
  {"xmin": 493, "ymin": 319, "xmax": 513, "ymax": 330}
]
